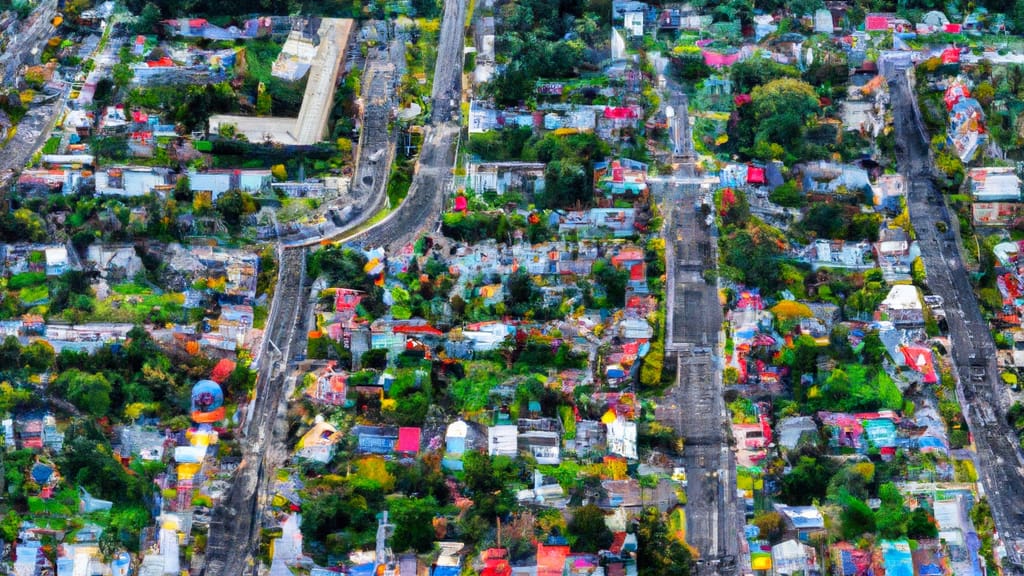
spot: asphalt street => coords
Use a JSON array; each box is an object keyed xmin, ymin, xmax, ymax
[
  {"xmin": 652, "ymin": 91, "xmax": 740, "ymax": 572},
  {"xmin": 202, "ymin": 1, "xmax": 470, "ymax": 571},
  {"xmin": 201, "ymin": 248, "xmax": 310, "ymax": 576},
  {"xmin": 889, "ymin": 67, "xmax": 1024, "ymax": 572}
]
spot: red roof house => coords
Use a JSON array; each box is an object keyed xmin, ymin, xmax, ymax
[{"xmin": 396, "ymin": 427, "xmax": 421, "ymax": 453}]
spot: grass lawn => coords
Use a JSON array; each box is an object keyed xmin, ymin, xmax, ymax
[
  {"xmin": 243, "ymin": 39, "xmax": 284, "ymax": 85},
  {"xmin": 9, "ymin": 271, "xmax": 46, "ymax": 290},
  {"xmin": 93, "ymin": 283, "xmax": 185, "ymax": 323},
  {"xmin": 18, "ymin": 284, "xmax": 49, "ymax": 305}
]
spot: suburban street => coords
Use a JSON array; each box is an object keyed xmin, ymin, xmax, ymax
[
  {"xmin": 202, "ymin": 0, "xmax": 469, "ymax": 571},
  {"xmin": 889, "ymin": 67, "xmax": 1024, "ymax": 572},
  {"xmin": 652, "ymin": 86, "xmax": 740, "ymax": 574}
]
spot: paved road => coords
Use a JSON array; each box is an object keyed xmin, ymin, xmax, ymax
[
  {"xmin": 203, "ymin": 1, "xmax": 470, "ymax": 571},
  {"xmin": 346, "ymin": 0, "xmax": 467, "ymax": 251},
  {"xmin": 888, "ymin": 68, "xmax": 1024, "ymax": 572},
  {"xmin": 652, "ymin": 173, "xmax": 739, "ymax": 575},
  {"xmin": 201, "ymin": 248, "xmax": 310, "ymax": 576}
]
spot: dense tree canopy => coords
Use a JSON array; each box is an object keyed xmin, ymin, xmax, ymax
[{"xmin": 636, "ymin": 507, "xmax": 693, "ymax": 576}]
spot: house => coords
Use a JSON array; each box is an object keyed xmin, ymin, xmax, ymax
[
  {"xmin": 832, "ymin": 542, "xmax": 875, "ymax": 576},
  {"xmin": 655, "ymin": 8, "xmax": 682, "ymax": 30},
  {"xmin": 605, "ymin": 414, "xmax": 638, "ymax": 459},
  {"xmin": 572, "ymin": 420, "xmax": 607, "ymax": 457},
  {"xmin": 128, "ymin": 131, "xmax": 155, "ymax": 157},
  {"xmin": 813, "ymin": 8, "xmax": 835, "ymax": 32},
  {"xmin": 878, "ymin": 540, "xmax": 914, "ymax": 576},
  {"xmin": 17, "ymin": 170, "xmax": 71, "ymax": 195},
  {"xmin": 948, "ymin": 96, "xmax": 986, "ymax": 162},
  {"xmin": 396, "ymin": 427, "xmax": 421, "ymax": 455},
  {"xmin": 874, "ymin": 227, "xmax": 919, "ymax": 277},
  {"xmin": 772, "ymin": 539, "xmax": 819, "ymax": 576},
  {"xmin": 444, "ymin": 419, "xmax": 486, "ymax": 470},
  {"xmin": 879, "ymin": 284, "xmax": 924, "ymax": 327},
  {"xmin": 303, "ymin": 362, "xmax": 348, "ymax": 406},
  {"xmin": 295, "ymin": 417, "xmax": 342, "ymax": 463},
  {"xmin": 468, "ymin": 162, "xmax": 546, "ymax": 196},
  {"xmin": 968, "ymin": 167, "xmax": 1021, "ymax": 202},
  {"xmin": 95, "ymin": 167, "xmax": 172, "ymax": 197},
  {"xmin": 800, "ymin": 161, "xmax": 871, "ymax": 196},
  {"xmin": 467, "ymin": 101, "xmax": 535, "ymax": 133},
  {"xmin": 776, "ymin": 416, "xmax": 819, "ymax": 451},
  {"xmin": 517, "ymin": 417, "xmax": 562, "ymax": 464},
  {"xmin": 353, "ymin": 425, "xmax": 398, "ymax": 454},
  {"xmin": 611, "ymin": 1, "xmax": 649, "ymax": 20},
  {"xmin": 44, "ymin": 247, "xmax": 69, "ymax": 276},
  {"xmin": 601, "ymin": 479, "xmax": 642, "ymax": 508},
  {"xmin": 802, "ymin": 239, "xmax": 872, "ymax": 269},
  {"xmin": 973, "ymin": 201, "xmax": 1024, "ymax": 226},
  {"xmin": 462, "ymin": 322, "xmax": 514, "ymax": 351},
  {"xmin": 188, "ymin": 169, "xmax": 272, "ymax": 200},
  {"xmin": 488, "ymin": 424, "xmax": 519, "ymax": 458},
  {"xmin": 900, "ymin": 345, "xmax": 938, "ymax": 383},
  {"xmin": 623, "ymin": 10, "xmax": 644, "ymax": 37},
  {"xmin": 594, "ymin": 158, "xmax": 648, "ymax": 205},
  {"xmin": 865, "ymin": 12, "xmax": 910, "ymax": 32},
  {"xmin": 775, "ymin": 505, "xmax": 826, "ymax": 542}
]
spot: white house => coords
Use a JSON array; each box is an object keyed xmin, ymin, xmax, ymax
[
  {"xmin": 45, "ymin": 247, "xmax": 69, "ymax": 277},
  {"xmin": 488, "ymin": 425, "xmax": 518, "ymax": 458},
  {"xmin": 606, "ymin": 416, "xmax": 638, "ymax": 459},
  {"xmin": 624, "ymin": 10, "xmax": 644, "ymax": 37}
]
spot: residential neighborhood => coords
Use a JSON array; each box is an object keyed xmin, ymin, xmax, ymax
[{"xmin": 3, "ymin": 0, "xmax": 1024, "ymax": 574}]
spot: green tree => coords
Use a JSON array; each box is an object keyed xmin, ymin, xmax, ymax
[
  {"xmin": 544, "ymin": 159, "xmax": 589, "ymax": 209},
  {"xmin": 907, "ymin": 507, "xmax": 939, "ymax": 538},
  {"xmin": 841, "ymin": 496, "xmax": 876, "ymax": 539},
  {"xmin": 215, "ymin": 190, "xmax": 258, "ymax": 228},
  {"xmin": 593, "ymin": 259, "xmax": 628, "ymax": 306},
  {"xmin": 21, "ymin": 340, "xmax": 55, "ymax": 372},
  {"xmin": 56, "ymin": 370, "xmax": 112, "ymax": 416},
  {"xmin": 750, "ymin": 78, "xmax": 820, "ymax": 151},
  {"xmin": 768, "ymin": 181, "xmax": 805, "ymax": 208},
  {"xmin": 636, "ymin": 507, "xmax": 693, "ymax": 576},
  {"xmin": 975, "ymin": 81, "xmax": 995, "ymax": 109},
  {"xmin": 730, "ymin": 56, "xmax": 800, "ymax": 94},
  {"xmin": 462, "ymin": 451, "xmax": 517, "ymax": 520},
  {"xmin": 780, "ymin": 456, "xmax": 836, "ymax": 505},
  {"xmin": 174, "ymin": 174, "xmax": 192, "ymax": 202},
  {"xmin": 135, "ymin": 2, "xmax": 162, "ymax": 33},
  {"xmin": 0, "ymin": 336, "xmax": 21, "ymax": 369},
  {"xmin": 751, "ymin": 511, "xmax": 784, "ymax": 542},
  {"xmin": 568, "ymin": 504, "xmax": 614, "ymax": 553},
  {"xmin": 0, "ymin": 510, "xmax": 21, "ymax": 543},
  {"xmin": 112, "ymin": 63, "xmax": 135, "ymax": 91},
  {"xmin": 390, "ymin": 496, "xmax": 439, "ymax": 553}
]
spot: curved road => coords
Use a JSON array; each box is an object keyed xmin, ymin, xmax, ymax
[{"xmin": 202, "ymin": 0, "xmax": 468, "ymax": 572}]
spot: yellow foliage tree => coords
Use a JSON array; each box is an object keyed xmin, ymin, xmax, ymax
[
  {"xmin": 770, "ymin": 300, "xmax": 813, "ymax": 322},
  {"xmin": 354, "ymin": 456, "xmax": 395, "ymax": 491},
  {"xmin": 271, "ymin": 164, "xmax": 287, "ymax": 181},
  {"xmin": 192, "ymin": 190, "xmax": 213, "ymax": 214}
]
